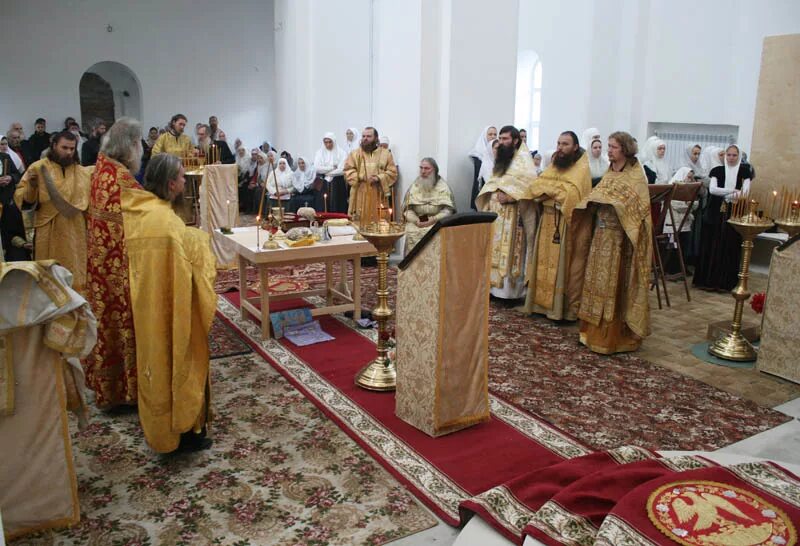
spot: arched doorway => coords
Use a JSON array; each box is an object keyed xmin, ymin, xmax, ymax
[{"xmin": 79, "ymin": 61, "xmax": 142, "ymax": 132}]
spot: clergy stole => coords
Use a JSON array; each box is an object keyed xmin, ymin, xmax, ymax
[{"xmin": 395, "ymin": 222, "xmax": 491, "ymax": 437}]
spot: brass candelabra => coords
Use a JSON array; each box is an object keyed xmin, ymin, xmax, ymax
[
  {"xmin": 354, "ymin": 217, "xmax": 405, "ymax": 391},
  {"xmin": 775, "ymin": 203, "xmax": 800, "ymax": 239},
  {"xmin": 708, "ymin": 199, "xmax": 773, "ymax": 362}
]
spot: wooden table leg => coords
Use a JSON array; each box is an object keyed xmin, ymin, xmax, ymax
[
  {"xmin": 239, "ymin": 255, "xmax": 248, "ymax": 319},
  {"xmin": 259, "ymin": 264, "xmax": 271, "ymax": 340},
  {"xmin": 325, "ymin": 260, "xmax": 333, "ymax": 306},
  {"xmin": 353, "ymin": 256, "xmax": 361, "ymax": 321},
  {"xmin": 336, "ymin": 259, "xmax": 351, "ymax": 298}
]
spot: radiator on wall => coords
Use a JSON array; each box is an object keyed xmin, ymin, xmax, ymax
[{"xmin": 653, "ymin": 131, "xmax": 737, "ymax": 173}]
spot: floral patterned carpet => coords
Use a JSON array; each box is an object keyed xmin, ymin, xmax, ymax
[
  {"xmin": 217, "ymin": 263, "xmax": 791, "ymax": 452},
  {"xmin": 15, "ymin": 353, "xmax": 436, "ymax": 545}
]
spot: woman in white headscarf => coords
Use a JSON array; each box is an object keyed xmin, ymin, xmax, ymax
[
  {"xmin": 477, "ymin": 139, "xmax": 499, "ymax": 190},
  {"xmin": 643, "ymin": 138, "xmax": 671, "ymax": 183},
  {"xmin": 266, "ymin": 158, "xmax": 296, "ymax": 212},
  {"xmin": 587, "ymin": 137, "xmax": 609, "ymax": 187},
  {"xmin": 468, "ymin": 125, "xmax": 498, "ymax": 210},
  {"xmin": 683, "ymin": 144, "xmax": 706, "ymax": 179},
  {"xmin": 291, "ymin": 156, "xmax": 319, "ymax": 211},
  {"xmin": 581, "ymin": 128, "xmax": 601, "ymax": 151},
  {"xmin": 693, "ymin": 144, "xmax": 753, "ymax": 291},
  {"xmin": 699, "ymin": 145, "xmax": 723, "ymax": 174},
  {"xmin": 314, "ymin": 132, "xmax": 348, "ymax": 213},
  {"xmin": 342, "ymin": 127, "xmax": 360, "ymax": 155},
  {"xmin": 540, "ymin": 149, "xmax": 556, "ymax": 169}
]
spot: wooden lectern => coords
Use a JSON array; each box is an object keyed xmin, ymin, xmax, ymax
[{"xmin": 395, "ymin": 212, "xmax": 497, "ymax": 437}]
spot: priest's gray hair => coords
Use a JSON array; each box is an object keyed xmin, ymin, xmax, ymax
[
  {"xmin": 100, "ymin": 117, "xmax": 143, "ymax": 172},
  {"xmin": 421, "ymin": 157, "xmax": 440, "ymax": 180},
  {"xmin": 144, "ymin": 153, "xmax": 181, "ymax": 201}
]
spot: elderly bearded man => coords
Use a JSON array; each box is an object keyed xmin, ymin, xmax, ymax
[
  {"xmin": 523, "ymin": 131, "xmax": 591, "ymax": 320},
  {"xmin": 15, "ymin": 131, "xmax": 91, "ymax": 291},
  {"xmin": 122, "ymin": 154, "xmax": 217, "ymax": 453},
  {"xmin": 475, "ymin": 125, "xmax": 537, "ymax": 299},
  {"xmin": 85, "ymin": 118, "xmax": 145, "ymax": 409},
  {"xmin": 344, "ymin": 127, "xmax": 398, "ymax": 224},
  {"xmin": 197, "ymin": 124, "xmax": 234, "ymax": 164},
  {"xmin": 402, "ymin": 157, "xmax": 456, "ymax": 255}
]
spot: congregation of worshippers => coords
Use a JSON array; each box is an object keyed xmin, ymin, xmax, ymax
[{"xmin": 0, "ymin": 109, "xmax": 772, "ymax": 536}]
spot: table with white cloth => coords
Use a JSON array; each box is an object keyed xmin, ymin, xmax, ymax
[
  {"xmin": 199, "ymin": 164, "xmax": 239, "ymax": 269},
  {"xmin": 215, "ymin": 227, "xmax": 375, "ymax": 340}
]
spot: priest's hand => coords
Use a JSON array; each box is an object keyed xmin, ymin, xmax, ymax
[
  {"xmin": 417, "ymin": 219, "xmax": 435, "ymax": 228},
  {"xmin": 0, "ymin": 175, "xmax": 11, "ymax": 186},
  {"xmin": 369, "ymin": 175, "xmax": 380, "ymax": 184},
  {"xmin": 496, "ymin": 191, "xmax": 515, "ymax": 205}
]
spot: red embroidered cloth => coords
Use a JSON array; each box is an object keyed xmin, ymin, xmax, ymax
[{"xmin": 84, "ymin": 154, "xmax": 142, "ymax": 408}]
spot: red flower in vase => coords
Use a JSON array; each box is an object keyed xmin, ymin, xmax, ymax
[{"xmin": 750, "ymin": 292, "xmax": 765, "ymax": 314}]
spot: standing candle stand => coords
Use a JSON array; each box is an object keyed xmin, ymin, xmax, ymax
[
  {"xmin": 354, "ymin": 213, "xmax": 405, "ymax": 391},
  {"xmin": 708, "ymin": 199, "xmax": 773, "ymax": 362}
]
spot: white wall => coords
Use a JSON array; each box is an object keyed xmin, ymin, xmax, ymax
[
  {"xmin": 274, "ymin": 0, "xmax": 372, "ymax": 159},
  {"xmin": 518, "ymin": 0, "xmax": 800, "ymax": 155},
  {"xmin": 0, "ymin": 0, "xmax": 274, "ymax": 149}
]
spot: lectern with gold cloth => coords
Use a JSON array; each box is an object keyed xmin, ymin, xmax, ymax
[
  {"xmin": 395, "ymin": 212, "xmax": 497, "ymax": 437},
  {"xmin": 199, "ymin": 164, "xmax": 238, "ymax": 269},
  {"xmin": 757, "ymin": 234, "xmax": 800, "ymax": 382}
]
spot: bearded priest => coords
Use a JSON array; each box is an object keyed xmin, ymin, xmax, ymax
[
  {"xmin": 475, "ymin": 125, "xmax": 537, "ymax": 299},
  {"xmin": 402, "ymin": 157, "xmax": 456, "ymax": 255},
  {"xmin": 523, "ymin": 131, "xmax": 592, "ymax": 320},
  {"xmin": 14, "ymin": 131, "xmax": 91, "ymax": 292}
]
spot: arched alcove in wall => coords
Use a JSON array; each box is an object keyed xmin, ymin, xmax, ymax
[{"xmin": 79, "ymin": 61, "xmax": 142, "ymax": 130}]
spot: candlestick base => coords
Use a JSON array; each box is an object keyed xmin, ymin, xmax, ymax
[
  {"xmin": 355, "ymin": 356, "xmax": 397, "ymax": 391},
  {"xmin": 220, "ymin": 226, "xmax": 233, "ymax": 235},
  {"xmin": 708, "ymin": 331, "xmax": 757, "ymax": 362},
  {"xmin": 775, "ymin": 219, "xmax": 800, "ymax": 239}
]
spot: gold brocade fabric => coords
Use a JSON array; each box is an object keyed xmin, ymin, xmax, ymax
[
  {"xmin": 343, "ymin": 147, "xmax": 398, "ymax": 224},
  {"xmin": 84, "ymin": 154, "xmax": 142, "ymax": 409},
  {"xmin": 402, "ymin": 178, "xmax": 456, "ymax": 254},
  {"xmin": 523, "ymin": 155, "xmax": 592, "ymax": 318},
  {"xmin": 570, "ymin": 162, "xmax": 652, "ymax": 351},
  {"xmin": 151, "ymin": 133, "xmax": 193, "ymax": 157},
  {"xmin": 14, "ymin": 159, "xmax": 91, "ymax": 292},
  {"xmin": 475, "ymin": 147, "xmax": 538, "ymax": 289},
  {"xmin": 122, "ymin": 188, "xmax": 217, "ymax": 453}
]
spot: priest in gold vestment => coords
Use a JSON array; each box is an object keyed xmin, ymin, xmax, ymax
[
  {"xmin": 151, "ymin": 113, "xmax": 193, "ymax": 157},
  {"xmin": 402, "ymin": 157, "xmax": 456, "ymax": 255},
  {"xmin": 344, "ymin": 127, "xmax": 398, "ymax": 225},
  {"xmin": 523, "ymin": 131, "xmax": 592, "ymax": 320},
  {"xmin": 569, "ymin": 131, "xmax": 652, "ymax": 354},
  {"xmin": 475, "ymin": 125, "xmax": 537, "ymax": 299},
  {"xmin": 14, "ymin": 131, "xmax": 91, "ymax": 292},
  {"xmin": 122, "ymin": 154, "xmax": 217, "ymax": 453}
]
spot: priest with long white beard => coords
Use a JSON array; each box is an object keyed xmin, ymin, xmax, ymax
[
  {"xmin": 475, "ymin": 125, "xmax": 537, "ymax": 299},
  {"xmin": 402, "ymin": 157, "xmax": 456, "ymax": 255}
]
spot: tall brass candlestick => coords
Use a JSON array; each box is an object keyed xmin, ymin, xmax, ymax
[
  {"xmin": 354, "ymin": 221, "xmax": 406, "ymax": 391},
  {"xmin": 708, "ymin": 200, "xmax": 773, "ymax": 362}
]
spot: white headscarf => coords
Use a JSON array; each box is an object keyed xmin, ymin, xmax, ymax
[
  {"xmin": 469, "ymin": 126, "xmax": 496, "ymax": 160},
  {"xmin": 700, "ymin": 145, "xmax": 723, "ymax": 173},
  {"xmin": 256, "ymin": 151, "xmax": 270, "ymax": 181},
  {"xmin": 541, "ymin": 149, "xmax": 556, "ymax": 169},
  {"xmin": 683, "ymin": 144, "xmax": 706, "ymax": 179},
  {"xmin": 669, "ymin": 166, "xmax": 694, "ymax": 183},
  {"xmin": 588, "ymin": 137, "xmax": 609, "ymax": 179},
  {"xmin": 235, "ymin": 145, "xmax": 251, "ymax": 173},
  {"xmin": 379, "ymin": 135, "xmax": 390, "ymax": 148},
  {"xmin": 722, "ymin": 144, "xmax": 741, "ymax": 192},
  {"xmin": 292, "ymin": 156, "xmax": 316, "ymax": 193},
  {"xmin": 269, "ymin": 157, "xmax": 295, "ymax": 197},
  {"xmin": 581, "ymin": 128, "xmax": 601, "ymax": 151},
  {"xmin": 643, "ymin": 138, "xmax": 670, "ymax": 183},
  {"xmin": 477, "ymin": 139, "xmax": 498, "ymax": 183},
  {"xmin": 343, "ymin": 127, "xmax": 360, "ymax": 154}
]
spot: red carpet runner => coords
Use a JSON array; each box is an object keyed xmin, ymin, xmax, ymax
[{"xmin": 217, "ymin": 291, "xmax": 592, "ymax": 528}]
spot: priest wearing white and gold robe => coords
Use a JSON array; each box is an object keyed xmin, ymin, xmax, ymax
[
  {"xmin": 402, "ymin": 158, "xmax": 456, "ymax": 255},
  {"xmin": 523, "ymin": 131, "xmax": 592, "ymax": 320},
  {"xmin": 343, "ymin": 127, "xmax": 398, "ymax": 225},
  {"xmin": 475, "ymin": 125, "xmax": 537, "ymax": 299}
]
